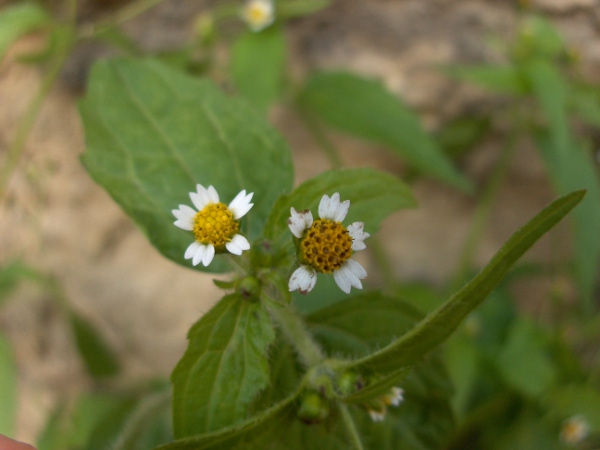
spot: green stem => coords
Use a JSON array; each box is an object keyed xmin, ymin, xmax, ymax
[
  {"xmin": 297, "ymin": 107, "xmax": 343, "ymax": 169},
  {"xmin": 264, "ymin": 296, "xmax": 325, "ymax": 367},
  {"xmin": 0, "ymin": 31, "xmax": 76, "ymax": 201},
  {"xmin": 78, "ymin": 0, "xmax": 167, "ymax": 39},
  {"xmin": 339, "ymin": 404, "xmax": 365, "ymax": 450},
  {"xmin": 450, "ymin": 125, "xmax": 521, "ymax": 291}
]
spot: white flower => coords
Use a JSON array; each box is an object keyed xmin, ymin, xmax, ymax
[
  {"xmin": 172, "ymin": 184, "xmax": 253, "ymax": 266},
  {"xmin": 242, "ymin": 0, "xmax": 275, "ymax": 32},
  {"xmin": 560, "ymin": 415, "xmax": 590, "ymax": 445},
  {"xmin": 288, "ymin": 193, "xmax": 370, "ymax": 294},
  {"xmin": 368, "ymin": 409, "xmax": 386, "ymax": 422},
  {"xmin": 383, "ymin": 387, "xmax": 404, "ymax": 407}
]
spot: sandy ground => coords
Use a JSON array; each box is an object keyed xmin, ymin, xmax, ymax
[{"xmin": 1, "ymin": 0, "xmax": 599, "ymax": 443}]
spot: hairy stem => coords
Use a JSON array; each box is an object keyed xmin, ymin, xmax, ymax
[
  {"xmin": 339, "ymin": 404, "xmax": 365, "ymax": 450},
  {"xmin": 264, "ymin": 296, "xmax": 325, "ymax": 367}
]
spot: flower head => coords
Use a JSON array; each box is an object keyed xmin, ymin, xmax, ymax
[
  {"xmin": 560, "ymin": 415, "xmax": 590, "ymax": 445},
  {"xmin": 365, "ymin": 386, "xmax": 404, "ymax": 423},
  {"xmin": 242, "ymin": 0, "xmax": 275, "ymax": 32},
  {"xmin": 172, "ymin": 184, "xmax": 253, "ymax": 267},
  {"xmin": 288, "ymin": 193, "xmax": 369, "ymax": 294}
]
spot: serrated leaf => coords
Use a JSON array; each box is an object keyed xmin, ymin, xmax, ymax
[
  {"xmin": 343, "ymin": 191, "xmax": 585, "ymax": 383},
  {"xmin": 0, "ymin": 336, "xmax": 17, "ymax": 435},
  {"xmin": 443, "ymin": 65, "xmax": 528, "ymax": 95},
  {"xmin": 69, "ymin": 311, "xmax": 120, "ymax": 379},
  {"xmin": 80, "ymin": 58, "xmax": 293, "ymax": 273},
  {"xmin": 264, "ymin": 168, "xmax": 416, "ymax": 246},
  {"xmin": 172, "ymin": 293, "xmax": 276, "ymax": 438},
  {"xmin": 231, "ymin": 27, "xmax": 285, "ymax": 114},
  {"xmin": 298, "ymin": 71, "xmax": 472, "ymax": 191},
  {"xmin": 0, "ymin": 2, "xmax": 50, "ymax": 62}
]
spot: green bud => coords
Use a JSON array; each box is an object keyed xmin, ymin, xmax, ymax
[
  {"xmin": 337, "ymin": 370, "xmax": 362, "ymax": 396},
  {"xmin": 238, "ymin": 276, "xmax": 261, "ymax": 301},
  {"xmin": 297, "ymin": 391, "xmax": 330, "ymax": 424}
]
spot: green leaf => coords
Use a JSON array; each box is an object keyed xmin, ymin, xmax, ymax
[
  {"xmin": 496, "ymin": 318, "xmax": 557, "ymax": 397},
  {"xmin": 525, "ymin": 59, "xmax": 600, "ymax": 308},
  {"xmin": 343, "ymin": 190, "xmax": 585, "ymax": 384},
  {"xmin": 264, "ymin": 168, "xmax": 416, "ymax": 246},
  {"xmin": 171, "ymin": 293, "xmax": 276, "ymax": 438},
  {"xmin": 0, "ymin": 2, "xmax": 50, "ymax": 62},
  {"xmin": 524, "ymin": 60, "xmax": 569, "ymax": 155},
  {"xmin": 231, "ymin": 27, "xmax": 286, "ymax": 114},
  {"xmin": 85, "ymin": 390, "xmax": 172, "ymax": 450},
  {"xmin": 155, "ymin": 392, "xmax": 299, "ymax": 450},
  {"xmin": 298, "ymin": 72, "xmax": 472, "ymax": 191},
  {"xmin": 442, "ymin": 65, "xmax": 528, "ymax": 95},
  {"xmin": 0, "ymin": 260, "xmax": 40, "ymax": 307},
  {"xmin": 306, "ymin": 292, "xmax": 454, "ymax": 449},
  {"xmin": 0, "ymin": 335, "xmax": 17, "ymax": 435},
  {"xmin": 37, "ymin": 394, "xmax": 124, "ymax": 450},
  {"xmin": 68, "ymin": 311, "xmax": 120, "ymax": 379},
  {"xmin": 80, "ymin": 58, "xmax": 293, "ymax": 273},
  {"xmin": 546, "ymin": 385, "xmax": 600, "ymax": 432}
]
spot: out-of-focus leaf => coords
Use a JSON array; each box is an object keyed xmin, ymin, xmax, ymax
[
  {"xmin": 264, "ymin": 168, "xmax": 416, "ymax": 247},
  {"xmin": 171, "ymin": 293, "xmax": 276, "ymax": 438},
  {"xmin": 514, "ymin": 16, "xmax": 565, "ymax": 61},
  {"xmin": 0, "ymin": 2, "xmax": 50, "ymax": 62},
  {"xmin": 436, "ymin": 115, "xmax": 492, "ymax": 159},
  {"xmin": 0, "ymin": 260, "xmax": 40, "ymax": 307},
  {"xmin": 546, "ymin": 385, "xmax": 600, "ymax": 432},
  {"xmin": 80, "ymin": 58, "xmax": 293, "ymax": 273},
  {"xmin": 443, "ymin": 65, "xmax": 528, "ymax": 95},
  {"xmin": 497, "ymin": 318, "xmax": 557, "ymax": 397},
  {"xmin": 444, "ymin": 335, "xmax": 479, "ymax": 418},
  {"xmin": 68, "ymin": 311, "xmax": 120, "ymax": 379},
  {"xmin": 85, "ymin": 391, "xmax": 172, "ymax": 450},
  {"xmin": 278, "ymin": 0, "xmax": 331, "ymax": 18},
  {"xmin": 231, "ymin": 27, "xmax": 285, "ymax": 114},
  {"xmin": 0, "ymin": 336, "xmax": 17, "ymax": 435},
  {"xmin": 342, "ymin": 191, "xmax": 585, "ymax": 395},
  {"xmin": 298, "ymin": 72, "xmax": 472, "ymax": 191},
  {"xmin": 37, "ymin": 394, "xmax": 124, "ymax": 450},
  {"xmin": 525, "ymin": 59, "xmax": 600, "ymax": 308}
]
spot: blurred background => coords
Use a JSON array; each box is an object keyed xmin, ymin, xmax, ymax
[{"xmin": 0, "ymin": 0, "xmax": 599, "ymax": 448}]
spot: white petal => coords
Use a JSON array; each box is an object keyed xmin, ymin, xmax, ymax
[
  {"xmin": 174, "ymin": 219, "xmax": 194, "ymax": 231},
  {"xmin": 207, "ymin": 185, "xmax": 219, "ymax": 203},
  {"xmin": 318, "ymin": 194, "xmax": 331, "ymax": 219},
  {"xmin": 192, "ymin": 244, "xmax": 207, "ymax": 266},
  {"xmin": 288, "ymin": 265, "xmax": 317, "ymax": 294},
  {"xmin": 347, "ymin": 222, "xmax": 370, "ymax": 251},
  {"xmin": 226, "ymin": 234, "xmax": 250, "ymax": 255},
  {"xmin": 333, "ymin": 259, "xmax": 367, "ymax": 293},
  {"xmin": 369, "ymin": 410, "xmax": 386, "ymax": 422},
  {"xmin": 326, "ymin": 193, "xmax": 342, "ymax": 220},
  {"xmin": 387, "ymin": 387, "xmax": 404, "ymax": 407},
  {"xmin": 228, "ymin": 190, "xmax": 254, "ymax": 220},
  {"xmin": 288, "ymin": 207, "xmax": 313, "ymax": 238},
  {"xmin": 201, "ymin": 244, "xmax": 215, "ymax": 266},
  {"xmin": 194, "ymin": 184, "xmax": 211, "ymax": 207},
  {"xmin": 172, "ymin": 206, "xmax": 195, "ymax": 230},
  {"xmin": 333, "ymin": 199, "xmax": 350, "ymax": 222},
  {"xmin": 184, "ymin": 241, "xmax": 202, "ymax": 260},
  {"xmin": 190, "ymin": 191, "xmax": 208, "ymax": 211}
]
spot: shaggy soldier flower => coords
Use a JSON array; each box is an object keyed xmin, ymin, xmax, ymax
[
  {"xmin": 172, "ymin": 184, "xmax": 253, "ymax": 267},
  {"xmin": 242, "ymin": 0, "xmax": 275, "ymax": 32},
  {"xmin": 288, "ymin": 193, "xmax": 370, "ymax": 294}
]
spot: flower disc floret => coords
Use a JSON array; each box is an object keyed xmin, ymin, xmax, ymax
[
  {"xmin": 300, "ymin": 219, "xmax": 353, "ymax": 274},
  {"xmin": 192, "ymin": 202, "xmax": 239, "ymax": 248}
]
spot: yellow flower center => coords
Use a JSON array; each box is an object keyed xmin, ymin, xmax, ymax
[
  {"xmin": 193, "ymin": 203, "xmax": 239, "ymax": 247},
  {"xmin": 247, "ymin": 4, "xmax": 268, "ymax": 25},
  {"xmin": 299, "ymin": 219, "xmax": 353, "ymax": 274}
]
